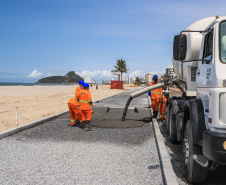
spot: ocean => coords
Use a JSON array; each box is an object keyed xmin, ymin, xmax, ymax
[{"xmin": 0, "ymin": 83, "xmax": 76, "ymax": 86}]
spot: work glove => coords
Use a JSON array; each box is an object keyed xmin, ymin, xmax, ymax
[{"xmin": 148, "ymin": 91, "xmax": 151, "ymax": 96}]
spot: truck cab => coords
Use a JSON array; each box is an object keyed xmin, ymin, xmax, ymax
[{"xmin": 168, "ymin": 16, "xmax": 226, "ymax": 184}]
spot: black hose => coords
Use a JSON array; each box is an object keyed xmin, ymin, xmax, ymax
[{"xmin": 121, "ymin": 96, "xmax": 133, "ymax": 121}]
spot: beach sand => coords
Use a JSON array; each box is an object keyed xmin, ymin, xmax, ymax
[{"xmin": 0, "ymin": 84, "xmax": 136, "ymax": 133}]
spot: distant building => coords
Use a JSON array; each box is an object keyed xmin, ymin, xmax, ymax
[
  {"xmin": 128, "ymin": 76, "xmax": 133, "ymax": 84},
  {"xmin": 145, "ymin": 73, "xmax": 153, "ymax": 84},
  {"xmin": 140, "ymin": 78, "xmax": 145, "ymax": 83},
  {"xmin": 84, "ymin": 77, "xmax": 92, "ymax": 84},
  {"xmin": 166, "ymin": 65, "xmax": 175, "ymax": 78},
  {"xmin": 101, "ymin": 79, "xmax": 110, "ymax": 85}
]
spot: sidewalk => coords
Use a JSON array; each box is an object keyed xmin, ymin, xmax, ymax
[{"xmin": 0, "ymin": 88, "xmax": 165, "ymax": 185}]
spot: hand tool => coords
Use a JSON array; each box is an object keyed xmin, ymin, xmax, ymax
[
  {"xmin": 92, "ymin": 111, "xmax": 109, "ymax": 119},
  {"xmin": 134, "ymin": 106, "xmax": 151, "ymax": 113}
]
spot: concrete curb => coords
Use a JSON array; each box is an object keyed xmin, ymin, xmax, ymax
[
  {"xmin": 152, "ymin": 119, "xmax": 178, "ymax": 185},
  {"xmin": 148, "ymin": 95, "xmax": 178, "ymax": 185},
  {"xmin": 0, "ymin": 111, "xmax": 68, "ymax": 140}
]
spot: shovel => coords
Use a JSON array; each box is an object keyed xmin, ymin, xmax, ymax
[
  {"xmin": 134, "ymin": 106, "xmax": 151, "ymax": 113},
  {"xmin": 94, "ymin": 105, "xmax": 110, "ymax": 113},
  {"xmin": 92, "ymin": 111, "xmax": 109, "ymax": 119}
]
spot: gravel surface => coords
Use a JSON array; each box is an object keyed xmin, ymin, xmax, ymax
[
  {"xmin": 0, "ymin": 89, "xmax": 163, "ymax": 185},
  {"xmin": 159, "ymin": 121, "xmax": 226, "ymax": 185}
]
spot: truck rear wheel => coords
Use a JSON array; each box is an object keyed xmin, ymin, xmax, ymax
[
  {"xmin": 183, "ymin": 120, "xmax": 208, "ymax": 184},
  {"xmin": 169, "ymin": 107, "xmax": 179, "ymax": 144}
]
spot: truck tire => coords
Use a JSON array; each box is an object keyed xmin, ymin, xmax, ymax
[
  {"xmin": 183, "ymin": 120, "xmax": 208, "ymax": 184},
  {"xmin": 165, "ymin": 104, "xmax": 170, "ymax": 135},
  {"xmin": 169, "ymin": 107, "xmax": 179, "ymax": 144}
]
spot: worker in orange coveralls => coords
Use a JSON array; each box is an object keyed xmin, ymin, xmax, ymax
[
  {"xmin": 159, "ymin": 93, "xmax": 167, "ymax": 121},
  {"xmin": 149, "ymin": 75, "xmax": 162, "ymax": 119},
  {"xmin": 78, "ymin": 83, "xmax": 96, "ymax": 131},
  {"xmin": 69, "ymin": 80, "xmax": 84, "ymax": 126},
  {"xmin": 75, "ymin": 80, "xmax": 84, "ymax": 96},
  {"xmin": 68, "ymin": 95, "xmax": 83, "ymax": 127}
]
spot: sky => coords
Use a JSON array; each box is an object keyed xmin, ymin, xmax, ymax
[{"xmin": 0, "ymin": 0, "xmax": 226, "ymax": 83}]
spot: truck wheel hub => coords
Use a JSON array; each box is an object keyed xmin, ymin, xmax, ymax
[{"xmin": 184, "ymin": 138, "xmax": 189, "ymax": 165}]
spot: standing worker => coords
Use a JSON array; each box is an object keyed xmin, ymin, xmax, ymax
[
  {"xmin": 78, "ymin": 83, "xmax": 96, "ymax": 131},
  {"xmin": 149, "ymin": 75, "xmax": 162, "ymax": 119},
  {"xmin": 159, "ymin": 93, "xmax": 167, "ymax": 121}
]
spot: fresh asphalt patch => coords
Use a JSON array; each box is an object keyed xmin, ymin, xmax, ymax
[{"xmin": 60, "ymin": 107, "xmax": 152, "ymax": 128}]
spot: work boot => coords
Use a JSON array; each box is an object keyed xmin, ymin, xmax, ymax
[
  {"xmin": 151, "ymin": 111, "xmax": 158, "ymax": 119},
  {"xmin": 154, "ymin": 111, "xmax": 158, "ymax": 118},
  {"xmin": 82, "ymin": 121, "xmax": 87, "ymax": 130},
  {"xmin": 84, "ymin": 121, "xmax": 91, "ymax": 131},
  {"xmin": 75, "ymin": 121, "xmax": 80, "ymax": 126},
  {"xmin": 79, "ymin": 121, "xmax": 83, "ymax": 128}
]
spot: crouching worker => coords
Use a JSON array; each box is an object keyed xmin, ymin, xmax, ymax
[
  {"xmin": 78, "ymin": 83, "xmax": 96, "ymax": 131},
  {"xmin": 68, "ymin": 95, "xmax": 83, "ymax": 127}
]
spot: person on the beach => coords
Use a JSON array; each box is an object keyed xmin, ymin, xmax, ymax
[
  {"xmin": 68, "ymin": 95, "xmax": 83, "ymax": 127},
  {"xmin": 149, "ymin": 75, "xmax": 162, "ymax": 119},
  {"xmin": 78, "ymin": 83, "xmax": 96, "ymax": 131}
]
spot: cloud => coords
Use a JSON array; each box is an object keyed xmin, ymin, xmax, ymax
[
  {"xmin": 45, "ymin": 72, "xmax": 60, "ymax": 77},
  {"xmin": 149, "ymin": 71, "xmax": 158, "ymax": 75},
  {"xmin": 129, "ymin": 70, "xmax": 145, "ymax": 78},
  {"xmin": 27, "ymin": 70, "xmax": 43, "ymax": 78},
  {"xmin": 76, "ymin": 70, "xmax": 115, "ymax": 80},
  {"xmin": 75, "ymin": 70, "xmax": 165, "ymax": 82}
]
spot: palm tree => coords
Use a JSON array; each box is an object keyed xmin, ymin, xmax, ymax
[
  {"xmin": 135, "ymin": 77, "xmax": 141, "ymax": 86},
  {"xmin": 111, "ymin": 58, "xmax": 128, "ymax": 81}
]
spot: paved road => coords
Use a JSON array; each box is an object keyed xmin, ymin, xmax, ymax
[{"xmin": 0, "ymin": 88, "xmax": 163, "ymax": 185}]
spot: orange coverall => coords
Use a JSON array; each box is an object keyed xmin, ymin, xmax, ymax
[
  {"xmin": 159, "ymin": 94, "xmax": 167, "ymax": 120},
  {"xmin": 149, "ymin": 82, "xmax": 162, "ymax": 112},
  {"xmin": 75, "ymin": 86, "xmax": 82, "ymax": 96},
  {"xmin": 78, "ymin": 89, "xmax": 93, "ymax": 122},
  {"xmin": 68, "ymin": 96, "xmax": 83, "ymax": 126}
]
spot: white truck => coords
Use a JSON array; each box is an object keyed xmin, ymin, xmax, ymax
[
  {"xmin": 122, "ymin": 16, "xmax": 226, "ymax": 184},
  {"xmin": 167, "ymin": 15, "xmax": 226, "ymax": 184}
]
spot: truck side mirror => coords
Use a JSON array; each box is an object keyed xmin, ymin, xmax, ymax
[{"xmin": 173, "ymin": 34, "xmax": 187, "ymax": 61}]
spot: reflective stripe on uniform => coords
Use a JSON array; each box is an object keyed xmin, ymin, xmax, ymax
[
  {"xmin": 79, "ymin": 100, "xmax": 92, "ymax": 103},
  {"xmin": 71, "ymin": 120, "xmax": 76, "ymax": 122},
  {"xmin": 79, "ymin": 100, "xmax": 89, "ymax": 103},
  {"xmin": 152, "ymin": 92, "xmax": 163, "ymax": 95}
]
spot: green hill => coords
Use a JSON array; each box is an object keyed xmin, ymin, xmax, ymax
[{"xmin": 36, "ymin": 71, "xmax": 84, "ymax": 84}]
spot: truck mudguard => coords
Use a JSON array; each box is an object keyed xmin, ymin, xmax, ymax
[{"xmin": 184, "ymin": 99, "xmax": 206, "ymax": 144}]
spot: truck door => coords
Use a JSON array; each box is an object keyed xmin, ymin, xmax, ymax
[{"xmin": 197, "ymin": 29, "xmax": 213, "ymax": 87}]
